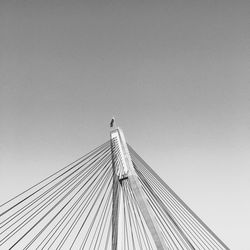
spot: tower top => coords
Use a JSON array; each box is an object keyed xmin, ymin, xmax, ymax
[{"xmin": 110, "ymin": 117, "xmax": 116, "ymax": 129}]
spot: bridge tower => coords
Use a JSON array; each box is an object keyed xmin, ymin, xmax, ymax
[{"xmin": 110, "ymin": 120, "xmax": 168, "ymax": 250}]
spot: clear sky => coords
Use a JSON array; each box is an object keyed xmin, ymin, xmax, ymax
[{"xmin": 0, "ymin": 0, "xmax": 249, "ymax": 249}]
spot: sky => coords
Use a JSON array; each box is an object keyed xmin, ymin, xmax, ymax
[{"xmin": 0, "ymin": 0, "xmax": 249, "ymax": 249}]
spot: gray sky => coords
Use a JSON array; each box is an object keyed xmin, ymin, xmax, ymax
[{"xmin": 0, "ymin": 0, "xmax": 249, "ymax": 249}]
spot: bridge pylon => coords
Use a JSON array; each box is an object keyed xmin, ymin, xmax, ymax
[{"xmin": 110, "ymin": 121, "xmax": 168, "ymax": 250}]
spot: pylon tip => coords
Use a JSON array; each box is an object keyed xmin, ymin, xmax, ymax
[{"xmin": 110, "ymin": 117, "xmax": 116, "ymax": 128}]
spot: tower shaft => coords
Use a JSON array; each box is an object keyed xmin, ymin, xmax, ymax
[{"xmin": 110, "ymin": 127, "xmax": 168, "ymax": 250}]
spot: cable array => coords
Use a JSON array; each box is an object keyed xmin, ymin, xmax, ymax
[
  {"xmin": 0, "ymin": 141, "xmax": 116, "ymax": 249},
  {"xmin": 0, "ymin": 138, "xmax": 229, "ymax": 249},
  {"xmin": 128, "ymin": 144, "xmax": 229, "ymax": 250}
]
